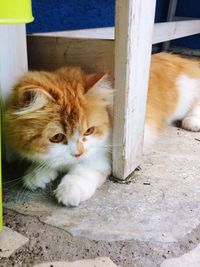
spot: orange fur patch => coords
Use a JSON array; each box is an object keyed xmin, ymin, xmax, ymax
[
  {"xmin": 4, "ymin": 66, "xmax": 110, "ymax": 157},
  {"xmin": 146, "ymin": 53, "xmax": 200, "ymax": 130}
]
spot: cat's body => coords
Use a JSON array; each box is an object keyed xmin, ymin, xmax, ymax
[
  {"xmin": 4, "ymin": 53, "xmax": 200, "ymax": 206},
  {"xmin": 145, "ymin": 53, "xmax": 200, "ymax": 149}
]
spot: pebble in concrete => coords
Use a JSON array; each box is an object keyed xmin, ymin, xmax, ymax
[
  {"xmin": 33, "ymin": 257, "xmax": 117, "ymax": 267},
  {"xmin": 161, "ymin": 243, "xmax": 200, "ymax": 267},
  {"xmin": 0, "ymin": 226, "xmax": 28, "ymax": 258}
]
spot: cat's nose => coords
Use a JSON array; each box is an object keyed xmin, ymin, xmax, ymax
[{"xmin": 72, "ymin": 152, "xmax": 83, "ymax": 158}]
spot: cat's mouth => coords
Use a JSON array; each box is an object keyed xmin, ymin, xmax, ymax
[
  {"xmin": 73, "ymin": 152, "xmax": 83, "ymax": 158},
  {"xmin": 71, "ymin": 148, "xmax": 88, "ymax": 159}
]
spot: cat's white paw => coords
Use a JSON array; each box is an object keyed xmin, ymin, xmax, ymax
[
  {"xmin": 182, "ymin": 116, "xmax": 200, "ymax": 132},
  {"xmin": 23, "ymin": 167, "xmax": 57, "ymax": 190},
  {"xmin": 54, "ymin": 175, "xmax": 95, "ymax": 206}
]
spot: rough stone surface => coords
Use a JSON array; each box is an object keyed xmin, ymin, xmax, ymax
[
  {"xmin": 1, "ymin": 207, "xmax": 200, "ymax": 267},
  {"xmin": 161, "ymin": 244, "xmax": 200, "ymax": 267},
  {"xmin": 0, "ymin": 226, "xmax": 28, "ymax": 258},
  {"xmin": 33, "ymin": 257, "xmax": 117, "ymax": 267},
  {"xmin": 3, "ymin": 127, "xmax": 200, "ymax": 243},
  {"xmin": 2, "ymin": 126, "xmax": 200, "ymax": 266}
]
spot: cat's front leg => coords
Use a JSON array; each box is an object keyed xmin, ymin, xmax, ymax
[
  {"xmin": 23, "ymin": 163, "xmax": 58, "ymax": 190},
  {"xmin": 54, "ymin": 164, "xmax": 109, "ymax": 207}
]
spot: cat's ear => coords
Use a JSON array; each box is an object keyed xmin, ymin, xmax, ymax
[
  {"xmin": 85, "ymin": 72, "xmax": 113, "ymax": 105},
  {"xmin": 15, "ymin": 87, "xmax": 54, "ymax": 115},
  {"xmin": 85, "ymin": 72, "xmax": 107, "ymax": 91}
]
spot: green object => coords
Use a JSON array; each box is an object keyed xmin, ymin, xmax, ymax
[
  {"xmin": 0, "ymin": 108, "xmax": 2, "ymax": 231},
  {"xmin": 0, "ymin": 0, "xmax": 34, "ymax": 24}
]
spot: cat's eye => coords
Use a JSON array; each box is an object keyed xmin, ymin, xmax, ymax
[
  {"xmin": 84, "ymin": 127, "xmax": 95, "ymax": 136},
  {"xmin": 49, "ymin": 133, "xmax": 65, "ymax": 143}
]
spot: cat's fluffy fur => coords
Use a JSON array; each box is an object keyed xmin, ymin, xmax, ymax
[
  {"xmin": 5, "ymin": 67, "xmax": 112, "ymax": 206},
  {"xmin": 145, "ymin": 53, "xmax": 200, "ymax": 150},
  {"xmin": 4, "ymin": 53, "xmax": 200, "ymax": 206}
]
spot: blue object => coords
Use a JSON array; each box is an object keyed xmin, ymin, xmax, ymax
[
  {"xmin": 27, "ymin": 0, "xmax": 115, "ymax": 33},
  {"xmin": 26, "ymin": 0, "xmax": 169, "ymax": 33},
  {"xmin": 27, "ymin": 0, "xmax": 200, "ymax": 49}
]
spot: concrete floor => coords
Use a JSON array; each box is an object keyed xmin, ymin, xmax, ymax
[{"xmin": 1, "ymin": 126, "xmax": 200, "ymax": 266}]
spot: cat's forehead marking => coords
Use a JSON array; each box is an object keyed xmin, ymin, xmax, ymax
[{"xmin": 58, "ymin": 106, "xmax": 82, "ymax": 135}]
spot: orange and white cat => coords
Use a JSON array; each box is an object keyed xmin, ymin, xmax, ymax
[{"xmin": 4, "ymin": 53, "xmax": 200, "ymax": 206}]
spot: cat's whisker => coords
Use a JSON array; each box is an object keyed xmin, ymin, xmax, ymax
[
  {"xmin": 21, "ymin": 186, "xmax": 29, "ymax": 202},
  {"xmin": 2, "ymin": 177, "xmax": 22, "ymax": 185},
  {"xmin": 20, "ymin": 184, "xmax": 37, "ymax": 203},
  {"xmin": 15, "ymin": 186, "xmax": 26, "ymax": 203},
  {"xmin": 20, "ymin": 189, "xmax": 28, "ymax": 203},
  {"xmin": 3, "ymin": 180, "xmax": 23, "ymax": 191},
  {"xmin": 16, "ymin": 182, "xmax": 33, "ymax": 203}
]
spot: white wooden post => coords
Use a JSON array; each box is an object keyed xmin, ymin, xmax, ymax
[
  {"xmin": 0, "ymin": 24, "xmax": 28, "ymax": 159},
  {"xmin": 0, "ymin": 24, "xmax": 28, "ymax": 102},
  {"xmin": 112, "ymin": 0, "xmax": 156, "ymax": 179}
]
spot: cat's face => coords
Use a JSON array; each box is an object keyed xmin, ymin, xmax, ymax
[{"xmin": 4, "ymin": 67, "xmax": 113, "ymax": 166}]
